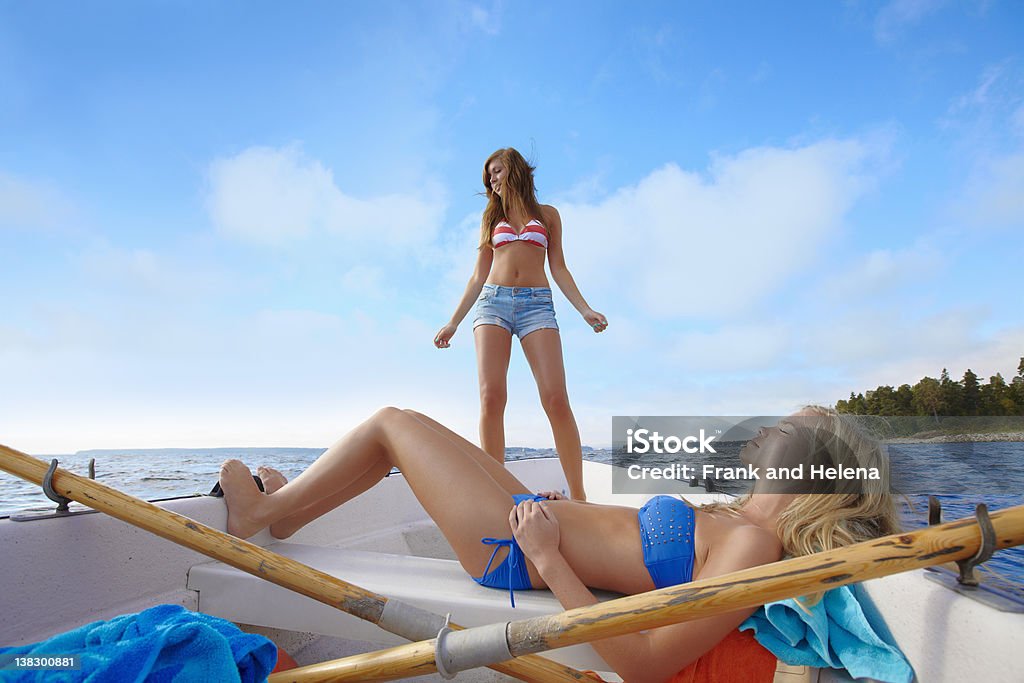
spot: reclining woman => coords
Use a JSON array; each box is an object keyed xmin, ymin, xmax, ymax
[{"xmin": 219, "ymin": 406, "xmax": 898, "ymax": 683}]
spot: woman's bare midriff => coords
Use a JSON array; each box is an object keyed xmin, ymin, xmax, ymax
[
  {"xmin": 486, "ymin": 243, "xmax": 549, "ymax": 287},
  {"xmin": 526, "ymin": 501, "xmax": 658, "ymax": 595}
]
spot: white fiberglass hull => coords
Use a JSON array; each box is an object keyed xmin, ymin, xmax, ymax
[{"xmin": 1, "ymin": 459, "xmax": 1021, "ymax": 681}]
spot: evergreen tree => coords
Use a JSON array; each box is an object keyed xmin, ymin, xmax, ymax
[
  {"xmin": 962, "ymin": 369, "xmax": 980, "ymax": 416},
  {"xmin": 866, "ymin": 386, "xmax": 898, "ymax": 415},
  {"xmin": 912, "ymin": 377, "xmax": 944, "ymax": 419},
  {"xmin": 980, "ymin": 373, "xmax": 1014, "ymax": 415},
  {"xmin": 839, "ymin": 392, "xmax": 869, "ymax": 414},
  {"xmin": 839, "ymin": 357, "xmax": 1024, "ymax": 417},
  {"xmin": 939, "ymin": 368, "xmax": 962, "ymax": 416},
  {"xmin": 1013, "ymin": 357, "xmax": 1024, "ymax": 410},
  {"xmin": 895, "ymin": 384, "xmax": 914, "ymax": 415}
]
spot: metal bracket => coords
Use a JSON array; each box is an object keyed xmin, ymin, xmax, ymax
[
  {"xmin": 956, "ymin": 503, "xmax": 996, "ymax": 587},
  {"xmin": 42, "ymin": 459, "xmax": 72, "ymax": 513},
  {"xmin": 923, "ymin": 496, "xmax": 1024, "ymax": 612},
  {"xmin": 928, "ymin": 495, "xmax": 941, "ymax": 526},
  {"xmin": 434, "ymin": 613, "xmax": 456, "ymax": 679},
  {"xmin": 927, "ymin": 497, "xmax": 996, "ymax": 586}
]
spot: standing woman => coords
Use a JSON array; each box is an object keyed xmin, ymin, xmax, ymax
[{"xmin": 434, "ymin": 148, "xmax": 606, "ymax": 501}]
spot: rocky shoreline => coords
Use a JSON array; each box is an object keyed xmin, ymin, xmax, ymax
[{"xmin": 884, "ymin": 432, "xmax": 1024, "ymax": 444}]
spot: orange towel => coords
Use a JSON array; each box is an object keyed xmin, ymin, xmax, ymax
[
  {"xmin": 270, "ymin": 646, "xmax": 299, "ymax": 673},
  {"xmin": 670, "ymin": 629, "xmax": 776, "ymax": 683},
  {"xmin": 583, "ymin": 628, "xmax": 776, "ymax": 683}
]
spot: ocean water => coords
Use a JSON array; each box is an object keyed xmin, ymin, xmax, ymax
[{"xmin": 2, "ymin": 443, "xmax": 1022, "ymax": 599}]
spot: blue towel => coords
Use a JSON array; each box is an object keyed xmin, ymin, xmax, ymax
[
  {"xmin": 740, "ymin": 584, "xmax": 913, "ymax": 683},
  {"xmin": 0, "ymin": 604, "xmax": 276, "ymax": 682}
]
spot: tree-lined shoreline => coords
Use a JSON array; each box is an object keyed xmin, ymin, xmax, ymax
[
  {"xmin": 836, "ymin": 357, "xmax": 1024, "ymax": 418},
  {"xmin": 835, "ymin": 357, "xmax": 1024, "ymax": 441}
]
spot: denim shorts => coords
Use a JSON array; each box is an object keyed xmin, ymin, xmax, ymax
[{"xmin": 473, "ymin": 284, "xmax": 559, "ymax": 339}]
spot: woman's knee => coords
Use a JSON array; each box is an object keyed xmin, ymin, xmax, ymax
[
  {"xmin": 402, "ymin": 408, "xmax": 425, "ymax": 421},
  {"xmin": 478, "ymin": 385, "xmax": 507, "ymax": 415},
  {"xmin": 370, "ymin": 406, "xmax": 406, "ymax": 429},
  {"xmin": 539, "ymin": 390, "xmax": 572, "ymax": 419}
]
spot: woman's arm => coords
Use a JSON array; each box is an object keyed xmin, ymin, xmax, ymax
[
  {"xmin": 435, "ymin": 247, "xmax": 493, "ymax": 348},
  {"xmin": 513, "ymin": 501, "xmax": 777, "ymax": 683},
  {"xmin": 542, "ymin": 205, "xmax": 607, "ymax": 333}
]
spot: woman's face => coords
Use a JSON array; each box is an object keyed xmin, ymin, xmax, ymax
[
  {"xmin": 739, "ymin": 412, "xmax": 823, "ymax": 493},
  {"xmin": 488, "ymin": 159, "xmax": 507, "ymax": 196},
  {"xmin": 740, "ymin": 419, "xmax": 805, "ymax": 470}
]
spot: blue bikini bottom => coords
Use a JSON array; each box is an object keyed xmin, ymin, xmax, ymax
[
  {"xmin": 638, "ymin": 495, "xmax": 696, "ymax": 588},
  {"xmin": 473, "ymin": 493, "xmax": 546, "ymax": 607}
]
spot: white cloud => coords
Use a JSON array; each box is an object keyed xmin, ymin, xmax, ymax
[
  {"xmin": 1013, "ymin": 103, "xmax": 1024, "ymax": 138},
  {"xmin": 466, "ymin": 1, "xmax": 503, "ymax": 35},
  {"xmin": 950, "ymin": 64, "xmax": 1004, "ymax": 113},
  {"xmin": 874, "ymin": 0, "xmax": 948, "ymax": 43},
  {"xmin": 941, "ymin": 64, "xmax": 1024, "ymax": 229},
  {"xmin": 0, "ymin": 172, "xmax": 75, "ymax": 232},
  {"xmin": 958, "ymin": 152, "xmax": 1024, "ymax": 229},
  {"xmin": 803, "ymin": 306, "xmax": 982, "ymax": 369},
  {"xmin": 340, "ymin": 265, "xmax": 391, "ymax": 298},
  {"xmin": 559, "ymin": 138, "xmax": 886, "ymax": 319},
  {"xmin": 206, "ymin": 145, "xmax": 446, "ymax": 249},
  {"xmin": 77, "ymin": 243, "xmax": 234, "ymax": 299},
  {"xmin": 668, "ymin": 323, "xmax": 791, "ymax": 373},
  {"xmin": 836, "ymin": 324, "xmax": 1024, "ymax": 394},
  {"xmin": 553, "ymin": 167, "xmax": 610, "ymax": 205},
  {"xmin": 940, "ymin": 62, "xmax": 1023, "ymax": 145},
  {"xmin": 821, "ymin": 245, "xmax": 945, "ymax": 301}
]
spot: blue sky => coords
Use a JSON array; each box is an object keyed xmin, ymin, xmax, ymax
[{"xmin": 2, "ymin": 1, "xmax": 1023, "ymax": 453}]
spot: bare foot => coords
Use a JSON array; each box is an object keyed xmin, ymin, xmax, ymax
[
  {"xmin": 256, "ymin": 466, "xmax": 299, "ymax": 539},
  {"xmin": 258, "ymin": 466, "xmax": 287, "ymax": 494},
  {"xmin": 219, "ymin": 459, "xmax": 268, "ymax": 538}
]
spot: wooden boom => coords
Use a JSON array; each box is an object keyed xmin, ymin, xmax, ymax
[{"xmin": 270, "ymin": 502, "xmax": 1024, "ymax": 681}]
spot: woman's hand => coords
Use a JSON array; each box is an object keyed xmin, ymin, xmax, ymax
[
  {"xmin": 510, "ymin": 499, "xmax": 560, "ymax": 560},
  {"xmin": 583, "ymin": 309, "xmax": 608, "ymax": 333},
  {"xmin": 535, "ymin": 490, "xmax": 567, "ymax": 501},
  {"xmin": 434, "ymin": 323, "xmax": 457, "ymax": 348}
]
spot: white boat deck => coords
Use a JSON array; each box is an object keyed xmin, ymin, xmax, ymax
[
  {"xmin": 188, "ymin": 539, "xmax": 623, "ymax": 671},
  {"xmin": 1, "ymin": 458, "xmax": 1022, "ymax": 681}
]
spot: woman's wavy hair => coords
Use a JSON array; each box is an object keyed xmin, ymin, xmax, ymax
[
  {"xmin": 700, "ymin": 406, "xmax": 901, "ymax": 606},
  {"xmin": 703, "ymin": 406, "xmax": 901, "ymax": 562},
  {"xmin": 478, "ymin": 148, "xmax": 543, "ymax": 249}
]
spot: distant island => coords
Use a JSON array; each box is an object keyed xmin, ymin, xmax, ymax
[
  {"xmin": 835, "ymin": 357, "xmax": 1024, "ymax": 441},
  {"xmin": 75, "ymin": 447, "xmax": 326, "ymax": 458}
]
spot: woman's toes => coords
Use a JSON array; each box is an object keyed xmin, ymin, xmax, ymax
[
  {"xmin": 219, "ymin": 460, "xmax": 264, "ymax": 538},
  {"xmin": 257, "ymin": 466, "xmax": 288, "ymax": 494}
]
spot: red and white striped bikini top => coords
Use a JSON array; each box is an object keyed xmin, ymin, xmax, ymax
[{"xmin": 491, "ymin": 219, "xmax": 549, "ymax": 250}]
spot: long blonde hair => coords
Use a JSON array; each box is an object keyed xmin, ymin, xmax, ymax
[
  {"xmin": 705, "ymin": 406, "xmax": 901, "ymax": 558},
  {"xmin": 478, "ymin": 148, "xmax": 543, "ymax": 249}
]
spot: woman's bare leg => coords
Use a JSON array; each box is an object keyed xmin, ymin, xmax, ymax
[
  {"xmin": 474, "ymin": 324, "xmax": 513, "ymax": 463},
  {"xmin": 252, "ymin": 410, "xmax": 534, "ymax": 539},
  {"xmin": 265, "ymin": 461, "xmax": 392, "ymax": 539},
  {"xmin": 255, "ymin": 463, "xmax": 386, "ymax": 539},
  {"xmin": 401, "ymin": 409, "xmax": 533, "ymax": 494},
  {"xmin": 219, "ymin": 407, "xmax": 533, "ymax": 575},
  {"xmin": 521, "ymin": 329, "xmax": 586, "ymax": 501}
]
